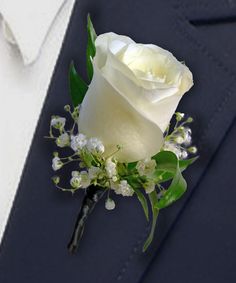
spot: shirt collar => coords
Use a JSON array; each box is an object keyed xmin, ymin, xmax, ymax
[{"xmin": 0, "ymin": 0, "xmax": 66, "ymax": 65}]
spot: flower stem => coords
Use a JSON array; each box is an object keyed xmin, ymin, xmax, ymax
[{"xmin": 67, "ymin": 185, "xmax": 106, "ymax": 254}]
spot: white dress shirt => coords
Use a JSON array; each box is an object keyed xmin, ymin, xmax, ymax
[{"xmin": 0, "ymin": 0, "xmax": 75, "ymax": 244}]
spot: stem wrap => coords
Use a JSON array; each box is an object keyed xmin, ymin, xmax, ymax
[{"xmin": 68, "ymin": 185, "xmax": 106, "ymax": 254}]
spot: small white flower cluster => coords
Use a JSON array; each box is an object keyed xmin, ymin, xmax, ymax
[
  {"xmin": 111, "ymin": 180, "xmax": 134, "ymax": 197},
  {"xmin": 70, "ymin": 134, "xmax": 105, "ymax": 155},
  {"xmin": 136, "ymin": 159, "xmax": 157, "ymax": 194},
  {"xmin": 163, "ymin": 113, "xmax": 197, "ymax": 159},
  {"xmin": 70, "ymin": 171, "xmax": 91, "ymax": 189},
  {"xmin": 71, "ymin": 133, "xmax": 87, "ymax": 151},
  {"xmin": 51, "ymin": 117, "xmax": 66, "ymax": 129},
  {"xmin": 56, "ymin": 133, "xmax": 70, "ymax": 148},
  {"xmin": 136, "ymin": 158, "xmax": 156, "ymax": 177},
  {"xmin": 52, "ymin": 156, "xmax": 63, "ymax": 171},
  {"xmin": 86, "ymin": 138, "xmax": 105, "ymax": 155},
  {"xmin": 105, "ymin": 158, "xmax": 117, "ymax": 181}
]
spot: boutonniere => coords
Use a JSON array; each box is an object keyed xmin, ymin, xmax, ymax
[{"xmin": 46, "ymin": 15, "xmax": 198, "ymax": 254}]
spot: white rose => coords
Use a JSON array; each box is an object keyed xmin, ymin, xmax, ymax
[{"xmin": 79, "ymin": 32, "xmax": 193, "ymax": 162}]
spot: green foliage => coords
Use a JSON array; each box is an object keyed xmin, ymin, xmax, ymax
[
  {"xmin": 179, "ymin": 156, "xmax": 198, "ymax": 171},
  {"xmin": 141, "ymin": 151, "xmax": 192, "ymax": 250},
  {"xmin": 125, "ymin": 151, "xmax": 197, "ymax": 250},
  {"xmin": 69, "ymin": 62, "xmax": 88, "ymax": 107},
  {"xmin": 154, "ymin": 151, "xmax": 187, "ymax": 209},
  {"xmin": 126, "ymin": 176, "xmax": 149, "ymax": 221},
  {"xmin": 86, "ymin": 14, "xmax": 97, "ymax": 81},
  {"xmin": 126, "ymin": 161, "xmax": 138, "ymax": 171},
  {"xmin": 152, "ymin": 152, "xmax": 198, "ymax": 183},
  {"xmin": 143, "ymin": 191, "xmax": 159, "ymax": 252}
]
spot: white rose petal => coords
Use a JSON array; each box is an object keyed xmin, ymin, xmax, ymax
[{"xmin": 79, "ymin": 33, "xmax": 193, "ymax": 162}]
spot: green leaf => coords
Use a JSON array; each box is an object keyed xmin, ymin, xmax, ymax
[
  {"xmin": 127, "ymin": 161, "xmax": 138, "ymax": 171},
  {"xmin": 155, "ymin": 153, "xmax": 187, "ymax": 210},
  {"xmin": 126, "ymin": 176, "xmax": 149, "ymax": 221},
  {"xmin": 69, "ymin": 62, "xmax": 88, "ymax": 107},
  {"xmin": 152, "ymin": 152, "xmax": 198, "ymax": 183},
  {"xmin": 151, "ymin": 151, "xmax": 178, "ymax": 182},
  {"xmin": 152, "ymin": 151, "xmax": 178, "ymax": 172},
  {"xmin": 81, "ymin": 150, "xmax": 93, "ymax": 167},
  {"xmin": 134, "ymin": 187, "xmax": 149, "ymax": 221},
  {"xmin": 179, "ymin": 156, "xmax": 199, "ymax": 171},
  {"xmin": 86, "ymin": 14, "xmax": 97, "ymax": 81},
  {"xmin": 143, "ymin": 191, "xmax": 159, "ymax": 252}
]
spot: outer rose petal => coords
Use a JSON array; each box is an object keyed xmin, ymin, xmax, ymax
[
  {"xmin": 78, "ymin": 67, "xmax": 164, "ymax": 162},
  {"xmin": 94, "ymin": 32, "xmax": 134, "ymax": 69}
]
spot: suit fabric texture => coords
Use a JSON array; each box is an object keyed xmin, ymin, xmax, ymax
[{"xmin": 0, "ymin": 0, "xmax": 235, "ymax": 282}]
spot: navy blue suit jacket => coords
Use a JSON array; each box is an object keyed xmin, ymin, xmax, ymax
[{"xmin": 0, "ymin": 0, "xmax": 236, "ymax": 282}]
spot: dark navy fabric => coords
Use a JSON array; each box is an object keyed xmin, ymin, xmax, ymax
[{"xmin": 0, "ymin": 0, "xmax": 236, "ymax": 282}]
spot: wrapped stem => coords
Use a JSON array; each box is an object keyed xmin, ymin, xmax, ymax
[{"xmin": 68, "ymin": 185, "xmax": 106, "ymax": 254}]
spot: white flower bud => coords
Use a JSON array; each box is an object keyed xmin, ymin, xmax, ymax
[
  {"xmin": 70, "ymin": 176, "xmax": 82, "ymax": 189},
  {"xmin": 52, "ymin": 157, "xmax": 63, "ymax": 171},
  {"xmin": 180, "ymin": 150, "xmax": 188, "ymax": 159},
  {"xmin": 53, "ymin": 152, "xmax": 59, "ymax": 157},
  {"xmin": 105, "ymin": 198, "xmax": 116, "ymax": 210},
  {"xmin": 79, "ymin": 162, "xmax": 86, "ymax": 168},
  {"xmin": 71, "ymin": 133, "xmax": 87, "ymax": 152},
  {"xmin": 112, "ymin": 176, "xmax": 118, "ymax": 182},
  {"xmin": 71, "ymin": 171, "xmax": 80, "ymax": 177},
  {"xmin": 56, "ymin": 133, "xmax": 70, "ymax": 148},
  {"xmin": 51, "ymin": 117, "xmax": 66, "ymax": 129},
  {"xmin": 187, "ymin": 117, "xmax": 193, "ymax": 123},
  {"xmin": 188, "ymin": 146, "xmax": 197, "ymax": 154},
  {"xmin": 136, "ymin": 158, "xmax": 156, "ymax": 177},
  {"xmin": 64, "ymin": 105, "xmax": 71, "ymax": 112},
  {"xmin": 52, "ymin": 176, "xmax": 60, "ymax": 185},
  {"xmin": 183, "ymin": 127, "xmax": 192, "ymax": 145},
  {"xmin": 175, "ymin": 112, "xmax": 185, "ymax": 121},
  {"xmin": 175, "ymin": 135, "xmax": 184, "ymax": 144}
]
